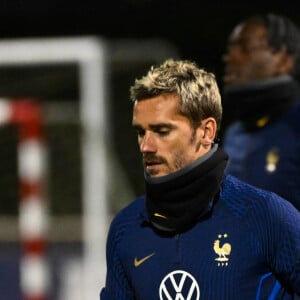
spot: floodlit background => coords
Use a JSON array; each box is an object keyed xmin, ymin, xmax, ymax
[{"xmin": 0, "ymin": 1, "xmax": 298, "ymax": 299}]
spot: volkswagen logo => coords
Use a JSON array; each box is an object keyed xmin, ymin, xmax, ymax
[{"xmin": 159, "ymin": 270, "xmax": 200, "ymax": 300}]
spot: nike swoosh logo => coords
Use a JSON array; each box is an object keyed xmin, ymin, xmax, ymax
[{"xmin": 134, "ymin": 253, "xmax": 155, "ymax": 267}]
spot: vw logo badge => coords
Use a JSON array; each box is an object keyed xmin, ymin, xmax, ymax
[{"xmin": 159, "ymin": 270, "xmax": 200, "ymax": 300}]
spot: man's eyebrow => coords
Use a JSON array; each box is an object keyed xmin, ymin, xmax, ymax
[
  {"xmin": 132, "ymin": 123, "xmax": 176, "ymax": 131},
  {"xmin": 149, "ymin": 123, "xmax": 175, "ymax": 130}
]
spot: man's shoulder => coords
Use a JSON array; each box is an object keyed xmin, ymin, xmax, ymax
[
  {"xmin": 222, "ymin": 174, "xmax": 269, "ymax": 196},
  {"xmin": 110, "ymin": 196, "xmax": 146, "ymax": 229},
  {"xmin": 120, "ymin": 195, "xmax": 146, "ymax": 215},
  {"xmin": 220, "ymin": 175, "xmax": 296, "ymax": 216}
]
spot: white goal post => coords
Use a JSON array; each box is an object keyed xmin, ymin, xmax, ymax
[{"xmin": 0, "ymin": 37, "xmax": 109, "ymax": 299}]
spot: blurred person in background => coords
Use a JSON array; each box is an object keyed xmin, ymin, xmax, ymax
[
  {"xmin": 100, "ymin": 59, "xmax": 300, "ymax": 299},
  {"xmin": 222, "ymin": 13, "xmax": 300, "ymax": 211}
]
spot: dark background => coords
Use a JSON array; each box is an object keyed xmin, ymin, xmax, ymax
[
  {"xmin": 0, "ymin": 1, "xmax": 298, "ymax": 75},
  {"xmin": 0, "ymin": 0, "xmax": 299, "ymax": 79},
  {"xmin": 0, "ymin": 0, "xmax": 299, "ymax": 203}
]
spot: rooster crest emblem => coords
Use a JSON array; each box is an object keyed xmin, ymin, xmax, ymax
[{"xmin": 213, "ymin": 233, "xmax": 231, "ymax": 266}]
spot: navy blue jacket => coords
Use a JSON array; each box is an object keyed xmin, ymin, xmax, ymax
[
  {"xmin": 100, "ymin": 175, "xmax": 300, "ymax": 299},
  {"xmin": 223, "ymin": 102, "xmax": 300, "ymax": 211}
]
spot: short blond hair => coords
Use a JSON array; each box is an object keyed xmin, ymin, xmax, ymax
[{"xmin": 130, "ymin": 59, "xmax": 222, "ymax": 131}]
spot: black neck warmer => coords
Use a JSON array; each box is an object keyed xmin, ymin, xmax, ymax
[
  {"xmin": 145, "ymin": 144, "xmax": 228, "ymax": 235},
  {"xmin": 223, "ymin": 75, "xmax": 300, "ymax": 132}
]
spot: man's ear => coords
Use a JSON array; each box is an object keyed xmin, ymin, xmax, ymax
[{"xmin": 199, "ymin": 117, "xmax": 217, "ymax": 147}]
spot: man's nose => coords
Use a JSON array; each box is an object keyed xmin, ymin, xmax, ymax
[{"xmin": 140, "ymin": 133, "xmax": 156, "ymax": 153}]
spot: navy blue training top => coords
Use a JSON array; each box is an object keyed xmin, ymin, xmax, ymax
[
  {"xmin": 100, "ymin": 175, "xmax": 300, "ymax": 300},
  {"xmin": 223, "ymin": 102, "xmax": 300, "ymax": 211}
]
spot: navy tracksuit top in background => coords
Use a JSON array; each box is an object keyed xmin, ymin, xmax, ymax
[
  {"xmin": 223, "ymin": 102, "xmax": 300, "ymax": 211},
  {"xmin": 100, "ymin": 175, "xmax": 300, "ymax": 300}
]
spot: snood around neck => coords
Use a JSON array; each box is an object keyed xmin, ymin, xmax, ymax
[
  {"xmin": 223, "ymin": 75, "xmax": 300, "ymax": 131},
  {"xmin": 145, "ymin": 144, "xmax": 228, "ymax": 235}
]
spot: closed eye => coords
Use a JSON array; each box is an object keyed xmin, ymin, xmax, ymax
[
  {"xmin": 151, "ymin": 124, "xmax": 174, "ymax": 137},
  {"xmin": 132, "ymin": 123, "xmax": 175, "ymax": 138},
  {"xmin": 155, "ymin": 129, "xmax": 170, "ymax": 136}
]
